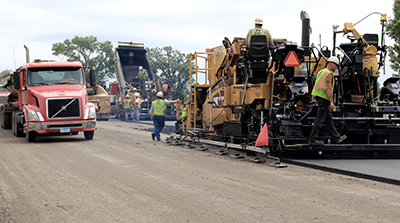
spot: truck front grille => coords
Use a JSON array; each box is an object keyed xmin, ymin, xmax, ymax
[{"xmin": 47, "ymin": 98, "xmax": 80, "ymax": 119}]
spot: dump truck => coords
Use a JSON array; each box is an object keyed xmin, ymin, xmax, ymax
[
  {"xmin": 113, "ymin": 41, "xmax": 154, "ymax": 120},
  {"xmin": 113, "ymin": 41, "xmax": 176, "ymax": 120},
  {"xmin": 0, "ymin": 46, "xmax": 97, "ymax": 142}
]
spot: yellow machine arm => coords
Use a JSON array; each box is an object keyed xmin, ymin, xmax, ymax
[{"xmin": 343, "ymin": 23, "xmax": 377, "ymax": 56}]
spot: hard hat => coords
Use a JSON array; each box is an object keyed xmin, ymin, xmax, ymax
[
  {"xmin": 156, "ymin": 91, "xmax": 163, "ymax": 97},
  {"xmin": 327, "ymin": 57, "xmax": 339, "ymax": 66},
  {"xmin": 139, "ymin": 66, "xmax": 143, "ymax": 70},
  {"xmin": 133, "ymin": 87, "xmax": 137, "ymax": 91},
  {"xmin": 255, "ymin": 18, "xmax": 263, "ymax": 25},
  {"xmin": 126, "ymin": 95, "xmax": 130, "ymax": 98}
]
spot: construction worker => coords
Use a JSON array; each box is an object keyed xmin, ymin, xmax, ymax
[
  {"xmin": 132, "ymin": 87, "xmax": 140, "ymax": 98},
  {"xmin": 136, "ymin": 66, "xmax": 148, "ymax": 92},
  {"xmin": 309, "ymin": 56, "xmax": 347, "ymax": 145},
  {"xmin": 150, "ymin": 91, "xmax": 180, "ymax": 141},
  {"xmin": 123, "ymin": 95, "xmax": 133, "ymax": 122},
  {"xmin": 245, "ymin": 18, "xmax": 274, "ymax": 47},
  {"xmin": 134, "ymin": 94, "xmax": 142, "ymax": 121},
  {"xmin": 63, "ymin": 73, "xmax": 75, "ymax": 83},
  {"xmin": 181, "ymin": 104, "xmax": 188, "ymax": 121}
]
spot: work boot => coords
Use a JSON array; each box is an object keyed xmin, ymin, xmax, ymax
[
  {"xmin": 309, "ymin": 140, "xmax": 324, "ymax": 145},
  {"xmin": 151, "ymin": 133, "xmax": 155, "ymax": 141},
  {"xmin": 335, "ymin": 135, "xmax": 347, "ymax": 144}
]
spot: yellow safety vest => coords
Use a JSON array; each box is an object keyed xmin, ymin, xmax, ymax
[
  {"xmin": 152, "ymin": 99, "xmax": 166, "ymax": 117},
  {"xmin": 181, "ymin": 107, "xmax": 188, "ymax": 119},
  {"xmin": 138, "ymin": 70, "xmax": 147, "ymax": 79},
  {"xmin": 135, "ymin": 98, "xmax": 142, "ymax": 107},
  {"xmin": 312, "ymin": 68, "xmax": 334, "ymax": 101},
  {"xmin": 123, "ymin": 99, "xmax": 131, "ymax": 109},
  {"xmin": 246, "ymin": 28, "xmax": 269, "ymax": 45}
]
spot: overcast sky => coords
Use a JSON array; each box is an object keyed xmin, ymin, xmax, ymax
[{"xmin": 0, "ymin": 0, "xmax": 396, "ymax": 83}]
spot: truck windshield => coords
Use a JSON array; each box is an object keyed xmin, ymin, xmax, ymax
[{"xmin": 28, "ymin": 67, "xmax": 84, "ymax": 86}]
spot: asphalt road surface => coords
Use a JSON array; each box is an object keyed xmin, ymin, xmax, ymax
[{"xmin": 0, "ymin": 119, "xmax": 400, "ymax": 222}]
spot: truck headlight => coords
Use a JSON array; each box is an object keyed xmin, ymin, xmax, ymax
[
  {"xmin": 27, "ymin": 110, "xmax": 44, "ymax": 122},
  {"xmin": 84, "ymin": 106, "xmax": 96, "ymax": 119}
]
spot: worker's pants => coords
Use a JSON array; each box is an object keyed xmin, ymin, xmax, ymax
[
  {"xmin": 124, "ymin": 108, "xmax": 133, "ymax": 121},
  {"xmin": 153, "ymin": 115, "xmax": 165, "ymax": 141},
  {"xmin": 140, "ymin": 79, "xmax": 146, "ymax": 92},
  {"xmin": 309, "ymin": 97, "xmax": 340, "ymax": 142},
  {"xmin": 135, "ymin": 106, "xmax": 141, "ymax": 120}
]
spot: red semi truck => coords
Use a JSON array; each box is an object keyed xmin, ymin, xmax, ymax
[{"xmin": 0, "ymin": 52, "xmax": 97, "ymax": 142}]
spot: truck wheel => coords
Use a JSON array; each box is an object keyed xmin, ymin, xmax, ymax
[
  {"xmin": 3, "ymin": 113, "xmax": 11, "ymax": 129},
  {"xmin": 1, "ymin": 107, "xmax": 11, "ymax": 129},
  {"xmin": 26, "ymin": 131, "xmax": 36, "ymax": 142},
  {"xmin": 13, "ymin": 111, "xmax": 24, "ymax": 137},
  {"xmin": 0, "ymin": 105, "xmax": 3, "ymax": 128},
  {"xmin": 12, "ymin": 112, "xmax": 16, "ymax": 136},
  {"xmin": 84, "ymin": 131, "xmax": 94, "ymax": 140}
]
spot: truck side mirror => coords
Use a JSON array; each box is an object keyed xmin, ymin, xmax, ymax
[
  {"xmin": 13, "ymin": 71, "xmax": 20, "ymax": 90},
  {"xmin": 90, "ymin": 69, "xmax": 96, "ymax": 86}
]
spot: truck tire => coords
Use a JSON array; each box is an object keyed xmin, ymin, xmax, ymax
[
  {"xmin": 11, "ymin": 112, "xmax": 16, "ymax": 136},
  {"xmin": 84, "ymin": 130, "xmax": 94, "ymax": 140},
  {"xmin": 0, "ymin": 105, "xmax": 3, "ymax": 128},
  {"xmin": 26, "ymin": 130, "xmax": 36, "ymax": 142},
  {"xmin": 12, "ymin": 111, "xmax": 24, "ymax": 137},
  {"xmin": 1, "ymin": 111, "xmax": 10, "ymax": 129}
]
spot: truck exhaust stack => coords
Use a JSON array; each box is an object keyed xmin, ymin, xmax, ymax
[{"xmin": 24, "ymin": 45, "xmax": 30, "ymax": 63}]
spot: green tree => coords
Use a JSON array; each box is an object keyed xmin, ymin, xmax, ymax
[
  {"xmin": 146, "ymin": 46, "xmax": 190, "ymax": 99},
  {"xmin": 52, "ymin": 36, "xmax": 114, "ymax": 86},
  {"xmin": 0, "ymin": 69, "xmax": 12, "ymax": 78},
  {"xmin": 387, "ymin": 0, "xmax": 400, "ymax": 75}
]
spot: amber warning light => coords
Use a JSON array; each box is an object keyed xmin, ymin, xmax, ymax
[
  {"xmin": 381, "ymin": 14, "xmax": 387, "ymax": 22},
  {"xmin": 284, "ymin": 51, "xmax": 300, "ymax": 67}
]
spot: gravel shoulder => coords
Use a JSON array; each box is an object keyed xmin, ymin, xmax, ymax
[{"xmin": 0, "ymin": 118, "xmax": 399, "ymax": 222}]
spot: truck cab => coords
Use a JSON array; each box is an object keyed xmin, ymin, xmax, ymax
[{"xmin": 0, "ymin": 59, "xmax": 97, "ymax": 142}]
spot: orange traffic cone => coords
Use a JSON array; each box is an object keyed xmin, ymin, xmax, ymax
[{"xmin": 255, "ymin": 124, "xmax": 269, "ymax": 147}]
